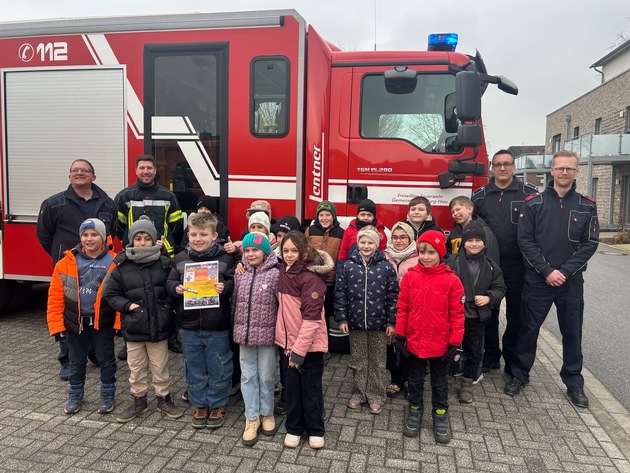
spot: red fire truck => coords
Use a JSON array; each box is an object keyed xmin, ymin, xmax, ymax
[{"xmin": 0, "ymin": 10, "xmax": 516, "ymax": 312}]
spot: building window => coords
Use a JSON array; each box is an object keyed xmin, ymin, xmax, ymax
[
  {"xmin": 573, "ymin": 126, "xmax": 579, "ymax": 138},
  {"xmin": 594, "ymin": 117, "xmax": 602, "ymax": 135},
  {"xmin": 591, "ymin": 177, "xmax": 598, "ymax": 198},
  {"xmin": 552, "ymin": 134, "xmax": 561, "ymax": 152}
]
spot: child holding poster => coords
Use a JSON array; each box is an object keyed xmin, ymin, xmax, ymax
[{"xmin": 167, "ymin": 213, "xmax": 235, "ymax": 430}]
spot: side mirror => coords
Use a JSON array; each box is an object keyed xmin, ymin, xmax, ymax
[
  {"xmin": 456, "ymin": 71, "xmax": 481, "ymax": 121},
  {"xmin": 384, "ymin": 66, "xmax": 418, "ymax": 94},
  {"xmin": 497, "ymin": 75, "xmax": 518, "ymax": 95},
  {"xmin": 457, "ymin": 124, "xmax": 483, "ymax": 147}
]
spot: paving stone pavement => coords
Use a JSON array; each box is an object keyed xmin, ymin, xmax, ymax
[{"xmin": 1, "ymin": 285, "xmax": 629, "ymax": 472}]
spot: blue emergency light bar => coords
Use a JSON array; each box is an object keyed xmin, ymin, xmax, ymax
[{"xmin": 428, "ymin": 33, "xmax": 458, "ymax": 52}]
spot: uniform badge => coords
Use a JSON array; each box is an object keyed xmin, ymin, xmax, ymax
[
  {"xmin": 311, "ymin": 292, "xmax": 319, "ymax": 299},
  {"xmin": 460, "ymin": 295, "xmax": 465, "ymax": 304}
]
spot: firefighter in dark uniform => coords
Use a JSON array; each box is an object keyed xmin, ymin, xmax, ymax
[
  {"xmin": 504, "ymin": 151, "xmax": 599, "ymax": 408},
  {"xmin": 472, "ymin": 149, "xmax": 538, "ymax": 375}
]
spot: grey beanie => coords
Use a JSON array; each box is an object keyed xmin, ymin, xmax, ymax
[
  {"xmin": 79, "ymin": 218, "xmax": 107, "ymax": 243},
  {"xmin": 128, "ymin": 215, "xmax": 158, "ymax": 243}
]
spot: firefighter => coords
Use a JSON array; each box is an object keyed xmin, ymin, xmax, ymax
[
  {"xmin": 471, "ymin": 150, "xmax": 538, "ymax": 375},
  {"xmin": 504, "ymin": 150, "xmax": 599, "ymax": 409}
]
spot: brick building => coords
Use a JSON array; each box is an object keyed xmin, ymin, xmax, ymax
[{"xmin": 545, "ymin": 39, "xmax": 630, "ymax": 229}]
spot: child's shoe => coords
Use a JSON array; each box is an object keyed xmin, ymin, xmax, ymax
[
  {"xmin": 64, "ymin": 384, "xmax": 84, "ymax": 415},
  {"xmin": 260, "ymin": 414, "xmax": 278, "ymax": 436},
  {"xmin": 97, "ymin": 383, "xmax": 116, "ymax": 414},
  {"xmin": 116, "ymin": 394, "xmax": 148, "ymax": 423},
  {"xmin": 458, "ymin": 378, "xmax": 474, "ymax": 404},
  {"xmin": 403, "ymin": 405, "xmax": 422, "ymax": 437},
  {"xmin": 309, "ymin": 436, "xmax": 325, "ymax": 449},
  {"xmin": 284, "ymin": 433, "xmax": 301, "ymax": 448},
  {"xmin": 191, "ymin": 407, "xmax": 208, "ymax": 429},
  {"xmin": 432, "ymin": 409, "xmax": 450, "ymax": 444},
  {"xmin": 242, "ymin": 418, "xmax": 261, "ymax": 446},
  {"xmin": 207, "ymin": 405, "xmax": 227, "ymax": 429},
  {"xmin": 156, "ymin": 393, "xmax": 185, "ymax": 419}
]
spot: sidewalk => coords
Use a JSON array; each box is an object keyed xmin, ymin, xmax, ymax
[{"xmin": 0, "ymin": 287, "xmax": 629, "ymax": 472}]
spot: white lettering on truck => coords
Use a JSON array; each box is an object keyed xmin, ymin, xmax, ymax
[{"xmin": 309, "ymin": 133, "xmax": 325, "ymax": 203}]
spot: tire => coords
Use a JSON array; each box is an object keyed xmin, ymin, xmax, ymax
[{"xmin": 0, "ymin": 281, "xmax": 32, "ymax": 315}]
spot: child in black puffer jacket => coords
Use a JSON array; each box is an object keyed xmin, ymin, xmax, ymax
[{"xmin": 104, "ymin": 215, "xmax": 184, "ymax": 423}]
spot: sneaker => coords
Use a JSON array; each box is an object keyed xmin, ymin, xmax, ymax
[
  {"xmin": 482, "ymin": 359, "xmax": 500, "ymax": 373},
  {"xmin": 386, "ymin": 383, "xmax": 402, "ymax": 398},
  {"xmin": 472, "ymin": 372, "xmax": 483, "ymax": 385},
  {"xmin": 458, "ymin": 377, "xmax": 474, "ymax": 404},
  {"xmin": 156, "ymin": 393, "xmax": 185, "ymax": 419},
  {"xmin": 260, "ymin": 414, "xmax": 278, "ymax": 436},
  {"xmin": 403, "ymin": 405, "xmax": 422, "ymax": 437},
  {"xmin": 117, "ymin": 345, "xmax": 127, "ymax": 361},
  {"xmin": 309, "ymin": 436, "xmax": 325, "ymax": 449},
  {"xmin": 192, "ymin": 407, "xmax": 208, "ymax": 429},
  {"xmin": 207, "ymin": 405, "xmax": 227, "ymax": 429},
  {"xmin": 368, "ymin": 402, "xmax": 383, "ymax": 415},
  {"xmin": 284, "ymin": 433, "xmax": 301, "ymax": 448},
  {"xmin": 242, "ymin": 418, "xmax": 261, "ymax": 446},
  {"xmin": 567, "ymin": 388, "xmax": 589, "ymax": 408},
  {"xmin": 432, "ymin": 409, "xmax": 450, "ymax": 444},
  {"xmin": 116, "ymin": 395, "xmax": 148, "ymax": 423},
  {"xmin": 347, "ymin": 395, "xmax": 362, "ymax": 409},
  {"xmin": 230, "ymin": 383, "xmax": 241, "ymax": 396},
  {"xmin": 64, "ymin": 385, "xmax": 84, "ymax": 415},
  {"xmin": 181, "ymin": 390, "xmax": 190, "ymax": 402},
  {"xmin": 504, "ymin": 376, "xmax": 527, "ymax": 396},
  {"xmin": 97, "ymin": 383, "xmax": 116, "ymax": 414}
]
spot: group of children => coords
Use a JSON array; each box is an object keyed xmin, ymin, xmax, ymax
[{"xmin": 46, "ymin": 192, "xmax": 505, "ymax": 448}]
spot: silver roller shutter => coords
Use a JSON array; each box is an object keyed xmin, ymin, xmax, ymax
[{"xmin": 3, "ymin": 67, "xmax": 126, "ymax": 221}]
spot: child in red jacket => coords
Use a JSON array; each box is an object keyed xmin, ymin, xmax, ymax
[{"xmin": 395, "ymin": 230, "xmax": 464, "ymax": 444}]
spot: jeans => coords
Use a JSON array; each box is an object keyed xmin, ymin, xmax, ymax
[
  {"xmin": 407, "ymin": 354, "xmax": 448, "ymax": 411},
  {"xmin": 285, "ymin": 351, "xmax": 325, "ymax": 437},
  {"xmin": 66, "ymin": 324, "xmax": 116, "ymax": 387},
  {"xmin": 239, "ymin": 345, "xmax": 276, "ymax": 420},
  {"xmin": 180, "ymin": 329, "xmax": 233, "ymax": 409}
]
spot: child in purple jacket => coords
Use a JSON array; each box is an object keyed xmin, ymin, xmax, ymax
[{"xmin": 232, "ymin": 232, "xmax": 280, "ymax": 446}]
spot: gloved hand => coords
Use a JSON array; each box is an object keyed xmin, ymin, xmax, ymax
[
  {"xmin": 54, "ymin": 331, "xmax": 66, "ymax": 342},
  {"xmin": 394, "ymin": 335, "xmax": 409, "ymax": 368},
  {"xmin": 441, "ymin": 345, "xmax": 462, "ymax": 373}
]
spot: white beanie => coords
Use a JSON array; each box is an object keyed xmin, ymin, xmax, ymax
[{"xmin": 248, "ymin": 212, "xmax": 271, "ymax": 233}]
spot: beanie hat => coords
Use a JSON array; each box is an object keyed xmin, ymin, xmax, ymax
[
  {"xmin": 417, "ymin": 230, "xmax": 446, "ymax": 260},
  {"xmin": 461, "ymin": 224, "xmax": 486, "ymax": 247},
  {"xmin": 246, "ymin": 200, "xmax": 272, "ymax": 218},
  {"xmin": 276, "ymin": 215, "xmax": 300, "ymax": 234},
  {"xmin": 242, "ymin": 232, "xmax": 271, "ymax": 256},
  {"xmin": 391, "ymin": 221, "xmax": 415, "ymax": 243},
  {"xmin": 79, "ymin": 218, "xmax": 107, "ymax": 243},
  {"xmin": 197, "ymin": 195, "xmax": 217, "ymax": 213},
  {"xmin": 357, "ymin": 225, "xmax": 381, "ymax": 246},
  {"xmin": 128, "ymin": 215, "xmax": 158, "ymax": 244},
  {"xmin": 248, "ymin": 212, "xmax": 271, "ymax": 233},
  {"xmin": 357, "ymin": 199, "xmax": 377, "ymax": 218},
  {"xmin": 316, "ymin": 200, "xmax": 337, "ymax": 221}
]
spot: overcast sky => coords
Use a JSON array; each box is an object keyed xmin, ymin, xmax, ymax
[{"xmin": 3, "ymin": 0, "xmax": 629, "ymax": 155}]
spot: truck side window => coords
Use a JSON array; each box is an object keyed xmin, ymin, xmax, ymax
[
  {"xmin": 360, "ymin": 73, "xmax": 460, "ymax": 154},
  {"xmin": 251, "ymin": 57, "xmax": 290, "ymax": 137}
]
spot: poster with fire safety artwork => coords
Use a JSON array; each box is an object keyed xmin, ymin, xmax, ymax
[{"xmin": 183, "ymin": 261, "xmax": 220, "ymax": 310}]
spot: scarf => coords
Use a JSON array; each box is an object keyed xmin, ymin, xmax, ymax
[
  {"xmin": 457, "ymin": 250, "xmax": 492, "ymax": 321},
  {"xmin": 125, "ymin": 245, "xmax": 161, "ymax": 264},
  {"xmin": 386, "ymin": 222, "xmax": 416, "ymax": 264}
]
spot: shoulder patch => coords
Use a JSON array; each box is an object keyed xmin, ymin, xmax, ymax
[
  {"xmin": 582, "ymin": 194, "xmax": 596, "ymax": 203},
  {"xmin": 525, "ymin": 193, "xmax": 540, "ymax": 201},
  {"xmin": 460, "ymin": 295, "xmax": 466, "ymax": 304}
]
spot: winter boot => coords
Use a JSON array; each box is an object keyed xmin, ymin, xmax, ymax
[
  {"xmin": 403, "ymin": 405, "xmax": 423, "ymax": 437},
  {"xmin": 97, "ymin": 383, "xmax": 116, "ymax": 414},
  {"xmin": 116, "ymin": 394, "xmax": 148, "ymax": 423},
  {"xmin": 64, "ymin": 384, "xmax": 84, "ymax": 415},
  {"xmin": 458, "ymin": 377, "xmax": 474, "ymax": 404},
  {"xmin": 156, "ymin": 393, "xmax": 185, "ymax": 419},
  {"xmin": 261, "ymin": 414, "xmax": 278, "ymax": 436},
  {"xmin": 242, "ymin": 418, "xmax": 261, "ymax": 446},
  {"xmin": 432, "ymin": 409, "xmax": 451, "ymax": 444}
]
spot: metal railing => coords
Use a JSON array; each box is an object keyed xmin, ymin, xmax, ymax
[{"xmin": 565, "ymin": 133, "xmax": 630, "ymax": 159}]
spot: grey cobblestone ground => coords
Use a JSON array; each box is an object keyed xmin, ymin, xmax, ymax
[{"xmin": 1, "ymin": 285, "xmax": 629, "ymax": 472}]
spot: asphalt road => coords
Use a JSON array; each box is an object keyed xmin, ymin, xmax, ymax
[{"xmin": 543, "ymin": 245, "xmax": 630, "ymax": 410}]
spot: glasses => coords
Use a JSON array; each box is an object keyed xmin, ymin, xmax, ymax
[
  {"xmin": 553, "ymin": 167, "xmax": 577, "ymax": 173},
  {"xmin": 70, "ymin": 168, "xmax": 94, "ymax": 174},
  {"xmin": 391, "ymin": 235, "xmax": 409, "ymax": 241},
  {"xmin": 492, "ymin": 162, "xmax": 514, "ymax": 169}
]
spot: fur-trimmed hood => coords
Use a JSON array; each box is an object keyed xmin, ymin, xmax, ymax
[{"xmin": 307, "ymin": 249, "xmax": 335, "ymax": 280}]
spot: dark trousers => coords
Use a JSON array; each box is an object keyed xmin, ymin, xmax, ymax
[
  {"xmin": 66, "ymin": 324, "xmax": 116, "ymax": 386},
  {"xmin": 512, "ymin": 270, "xmax": 585, "ymax": 390},
  {"xmin": 58, "ymin": 339, "xmax": 69, "ymax": 369},
  {"xmin": 483, "ymin": 307, "xmax": 501, "ymax": 364},
  {"xmin": 278, "ymin": 347, "xmax": 287, "ymax": 404},
  {"xmin": 386, "ymin": 343, "xmax": 409, "ymax": 386},
  {"xmin": 501, "ymin": 261, "xmax": 526, "ymax": 372},
  {"xmin": 463, "ymin": 318, "xmax": 485, "ymax": 379},
  {"xmin": 407, "ymin": 354, "xmax": 448, "ymax": 411},
  {"xmin": 285, "ymin": 352, "xmax": 325, "ymax": 437}
]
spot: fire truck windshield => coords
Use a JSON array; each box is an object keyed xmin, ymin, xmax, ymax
[{"xmin": 360, "ymin": 73, "xmax": 461, "ymax": 154}]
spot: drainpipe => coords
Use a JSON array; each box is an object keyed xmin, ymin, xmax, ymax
[
  {"xmin": 565, "ymin": 114, "xmax": 571, "ymax": 147},
  {"xmin": 609, "ymin": 167, "xmax": 616, "ymax": 228},
  {"xmin": 591, "ymin": 66, "xmax": 604, "ymax": 85},
  {"xmin": 587, "ymin": 135, "xmax": 593, "ymax": 197}
]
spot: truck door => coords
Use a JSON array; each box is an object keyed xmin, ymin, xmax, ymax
[
  {"xmin": 346, "ymin": 66, "xmax": 469, "ymax": 226},
  {"xmin": 144, "ymin": 43, "xmax": 229, "ymax": 216}
]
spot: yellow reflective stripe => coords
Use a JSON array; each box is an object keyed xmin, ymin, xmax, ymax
[
  {"xmin": 117, "ymin": 211, "xmax": 127, "ymax": 225},
  {"xmin": 167, "ymin": 210, "xmax": 183, "ymax": 223}
]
